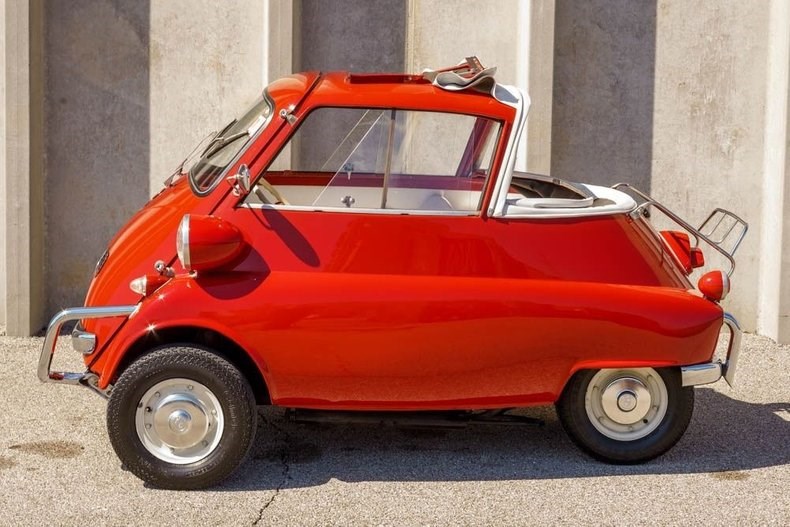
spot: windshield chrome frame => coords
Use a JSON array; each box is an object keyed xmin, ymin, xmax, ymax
[{"xmin": 188, "ymin": 89, "xmax": 276, "ymax": 197}]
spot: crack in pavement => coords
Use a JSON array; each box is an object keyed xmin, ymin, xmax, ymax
[{"xmin": 252, "ymin": 415, "xmax": 292, "ymax": 525}]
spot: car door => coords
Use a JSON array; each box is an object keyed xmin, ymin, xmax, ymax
[{"xmin": 231, "ymin": 105, "xmax": 546, "ymax": 409}]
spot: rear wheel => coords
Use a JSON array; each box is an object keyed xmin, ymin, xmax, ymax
[
  {"xmin": 107, "ymin": 345, "xmax": 257, "ymax": 489},
  {"xmin": 557, "ymin": 367, "xmax": 693, "ymax": 463}
]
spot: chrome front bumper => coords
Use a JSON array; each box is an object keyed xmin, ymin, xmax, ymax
[
  {"xmin": 37, "ymin": 305, "xmax": 137, "ymax": 396},
  {"xmin": 681, "ymin": 312, "xmax": 742, "ymax": 388}
]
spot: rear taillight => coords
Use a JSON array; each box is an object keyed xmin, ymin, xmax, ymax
[
  {"xmin": 698, "ymin": 270, "xmax": 730, "ymax": 302},
  {"xmin": 176, "ymin": 214, "xmax": 246, "ymax": 272},
  {"xmin": 660, "ymin": 230, "xmax": 705, "ymax": 274},
  {"xmin": 690, "ymin": 247, "xmax": 705, "ymax": 268}
]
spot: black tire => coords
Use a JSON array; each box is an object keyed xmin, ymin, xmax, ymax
[
  {"xmin": 107, "ymin": 345, "xmax": 257, "ymax": 489},
  {"xmin": 556, "ymin": 367, "xmax": 693, "ymax": 464}
]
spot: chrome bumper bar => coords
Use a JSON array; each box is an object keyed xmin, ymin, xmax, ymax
[
  {"xmin": 37, "ymin": 305, "xmax": 137, "ymax": 395},
  {"xmin": 681, "ymin": 312, "xmax": 742, "ymax": 387}
]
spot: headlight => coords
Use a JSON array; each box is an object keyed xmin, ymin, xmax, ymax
[{"xmin": 175, "ymin": 214, "xmax": 246, "ymax": 272}]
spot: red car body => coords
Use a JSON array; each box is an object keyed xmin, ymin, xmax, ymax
[{"xmin": 38, "ymin": 59, "xmax": 747, "ymax": 488}]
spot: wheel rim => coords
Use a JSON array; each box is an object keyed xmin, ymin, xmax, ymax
[
  {"xmin": 584, "ymin": 368, "xmax": 668, "ymax": 441},
  {"xmin": 135, "ymin": 378, "xmax": 224, "ymax": 465}
]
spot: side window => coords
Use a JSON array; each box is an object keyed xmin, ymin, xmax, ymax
[{"xmin": 249, "ymin": 107, "xmax": 500, "ymax": 213}]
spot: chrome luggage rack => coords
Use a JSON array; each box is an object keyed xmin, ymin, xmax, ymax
[{"xmin": 613, "ymin": 183, "xmax": 748, "ymax": 276}]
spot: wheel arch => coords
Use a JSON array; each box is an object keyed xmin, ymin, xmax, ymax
[
  {"xmin": 113, "ymin": 326, "xmax": 271, "ymax": 405},
  {"xmin": 555, "ymin": 360, "xmax": 681, "ymax": 402}
]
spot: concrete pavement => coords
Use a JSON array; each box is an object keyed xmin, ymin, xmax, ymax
[{"xmin": 0, "ymin": 333, "xmax": 787, "ymax": 526}]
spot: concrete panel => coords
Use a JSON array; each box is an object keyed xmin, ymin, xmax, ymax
[
  {"xmin": 298, "ymin": 0, "xmax": 406, "ymax": 73},
  {"xmin": 3, "ymin": 0, "xmax": 45, "ymax": 335},
  {"xmin": 149, "ymin": 1, "xmax": 266, "ymax": 197},
  {"xmin": 44, "ymin": 1, "xmax": 267, "ymax": 316},
  {"xmin": 778, "ymin": 7, "xmax": 790, "ymax": 343},
  {"xmin": 781, "ymin": 154, "xmax": 790, "ymax": 342},
  {"xmin": 0, "ymin": 1, "xmax": 6, "ymax": 330},
  {"xmin": 30, "ymin": 0, "xmax": 45, "ymax": 333},
  {"xmin": 552, "ymin": 1, "xmax": 656, "ymax": 190},
  {"xmin": 650, "ymin": 1, "xmax": 770, "ymax": 331},
  {"xmin": 264, "ymin": 0, "xmax": 294, "ymax": 84},
  {"xmin": 406, "ymin": 0, "xmax": 519, "ymax": 85},
  {"xmin": 406, "ymin": 0, "xmax": 548, "ymax": 172},
  {"xmin": 524, "ymin": 1, "xmax": 555, "ymax": 175},
  {"xmin": 296, "ymin": 0, "xmax": 405, "ymax": 173},
  {"xmin": 44, "ymin": 0, "xmax": 150, "ymax": 316},
  {"xmin": 758, "ymin": 0, "xmax": 789, "ymax": 341}
]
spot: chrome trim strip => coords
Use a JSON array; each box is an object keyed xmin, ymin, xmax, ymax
[
  {"xmin": 722, "ymin": 312, "xmax": 742, "ymax": 386},
  {"xmin": 177, "ymin": 214, "xmax": 191, "ymax": 269},
  {"xmin": 241, "ymin": 203, "xmax": 477, "ymax": 217},
  {"xmin": 38, "ymin": 305, "xmax": 138, "ymax": 391},
  {"xmin": 681, "ymin": 363, "xmax": 722, "ymax": 387}
]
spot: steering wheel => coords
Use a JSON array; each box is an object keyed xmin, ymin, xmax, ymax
[{"xmin": 254, "ymin": 179, "xmax": 290, "ymax": 206}]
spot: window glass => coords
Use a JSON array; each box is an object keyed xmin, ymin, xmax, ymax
[
  {"xmin": 250, "ymin": 107, "xmax": 500, "ymax": 213},
  {"xmin": 189, "ymin": 96, "xmax": 273, "ymax": 193}
]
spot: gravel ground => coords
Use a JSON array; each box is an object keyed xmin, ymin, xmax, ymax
[{"xmin": 0, "ymin": 333, "xmax": 787, "ymax": 526}]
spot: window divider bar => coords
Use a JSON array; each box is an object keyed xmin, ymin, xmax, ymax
[{"xmin": 380, "ymin": 109, "xmax": 397, "ymax": 209}]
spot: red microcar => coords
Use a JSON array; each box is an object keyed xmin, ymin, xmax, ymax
[{"xmin": 39, "ymin": 58, "xmax": 748, "ymax": 489}]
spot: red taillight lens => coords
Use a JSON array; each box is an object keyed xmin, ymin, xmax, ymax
[
  {"xmin": 661, "ymin": 230, "xmax": 698, "ymax": 274},
  {"xmin": 660, "ymin": 231, "xmax": 705, "ymax": 274},
  {"xmin": 690, "ymin": 247, "xmax": 705, "ymax": 269},
  {"xmin": 129, "ymin": 274, "xmax": 169, "ymax": 296},
  {"xmin": 176, "ymin": 214, "xmax": 246, "ymax": 272},
  {"xmin": 698, "ymin": 270, "xmax": 730, "ymax": 302}
]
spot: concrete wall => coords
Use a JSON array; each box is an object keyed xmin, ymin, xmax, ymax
[
  {"xmin": 766, "ymin": 0, "xmax": 790, "ymax": 342},
  {"xmin": 552, "ymin": 1, "xmax": 657, "ymax": 191},
  {"xmin": 650, "ymin": 1, "xmax": 771, "ymax": 332},
  {"xmin": 404, "ymin": 0, "xmax": 554, "ymax": 172},
  {"xmin": 44, "ymin": 0, "xmax": 151, "ymax": 316},
  {"xmin": 0, "ymin": 2, "xmax": 6, "ymax": 330},
  {"xmin": 44, "ymin": 0, "xmax": 266, "ymax": 316},
  {"xmin": 3, "ymin": 0, "xmax": 789, "ymax": 339},
  {"xmin": 295, "ymin": 0, "xmax": 406, "ymax": 172},
  {"xmin": 297, "ymin": 0, "xmax": 405, "ymax": 73},
  {"xmin": 524, "ymin": 1, "xmax": 555, "ymax": 175},
  {"xmin": 406, "ymin": 1, "xmax": 520, "ymax": 88},
  {"xmin": 2, "ymin": 1, "xmax": 45, "ymax": 335},
  {"xmin": 149, "ymin": 1, "xmax": 265, "ymax": 196},
  {"xmin": 552, "ymin": 0, "xmax": 784, "ymax": 333}
]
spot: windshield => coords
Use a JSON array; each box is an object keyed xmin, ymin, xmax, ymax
[{"xmin": 188, "ymin": 94, "xmax": 274, "ymax": 194}]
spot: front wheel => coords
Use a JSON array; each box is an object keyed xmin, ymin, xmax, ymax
[
  {"xmin": 107, "ymin": 345, "xmax": 257, "ymax": 489},
  {"xmin": 556, "ymin": 367, "xmax": 693, "ymax": 463}
]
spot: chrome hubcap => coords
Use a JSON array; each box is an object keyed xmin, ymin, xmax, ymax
[
  {"xmin": 617, "ymin": 391, "xmax": 637, "ymax": 412},
  {"xmin": 601, "ymin": 377, "xmax": 651, "ymax": 424},
  {"xmin": 135, "ymin": 379, "xmax": 224, "ymax": 464},
  {"xmin": 585, "ymin": 368, "xmax": 668, "ymax": 441}
]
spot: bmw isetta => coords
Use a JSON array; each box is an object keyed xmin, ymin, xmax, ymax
[{"xmin": 38, "ymin": 58, "xmax": 748, "ymax": 489}]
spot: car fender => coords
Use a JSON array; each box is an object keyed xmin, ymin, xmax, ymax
[{"xmin": 93, "ymin": 275, "xmax": 271, "ymax": 390}]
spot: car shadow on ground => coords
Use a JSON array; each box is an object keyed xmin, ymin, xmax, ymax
[{"xmin": 219, "ymin": 388, "xmax": 790, "ymax": 491}]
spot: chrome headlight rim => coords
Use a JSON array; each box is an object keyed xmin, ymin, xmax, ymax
[{"xmin": 176, "ymin": 214, "xmax": 191, "ymax": 270}]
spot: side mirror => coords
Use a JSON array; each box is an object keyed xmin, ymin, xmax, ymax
[{"xmin": 227, "ymin": 164, "xmax": 251, "ymax": 196}]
